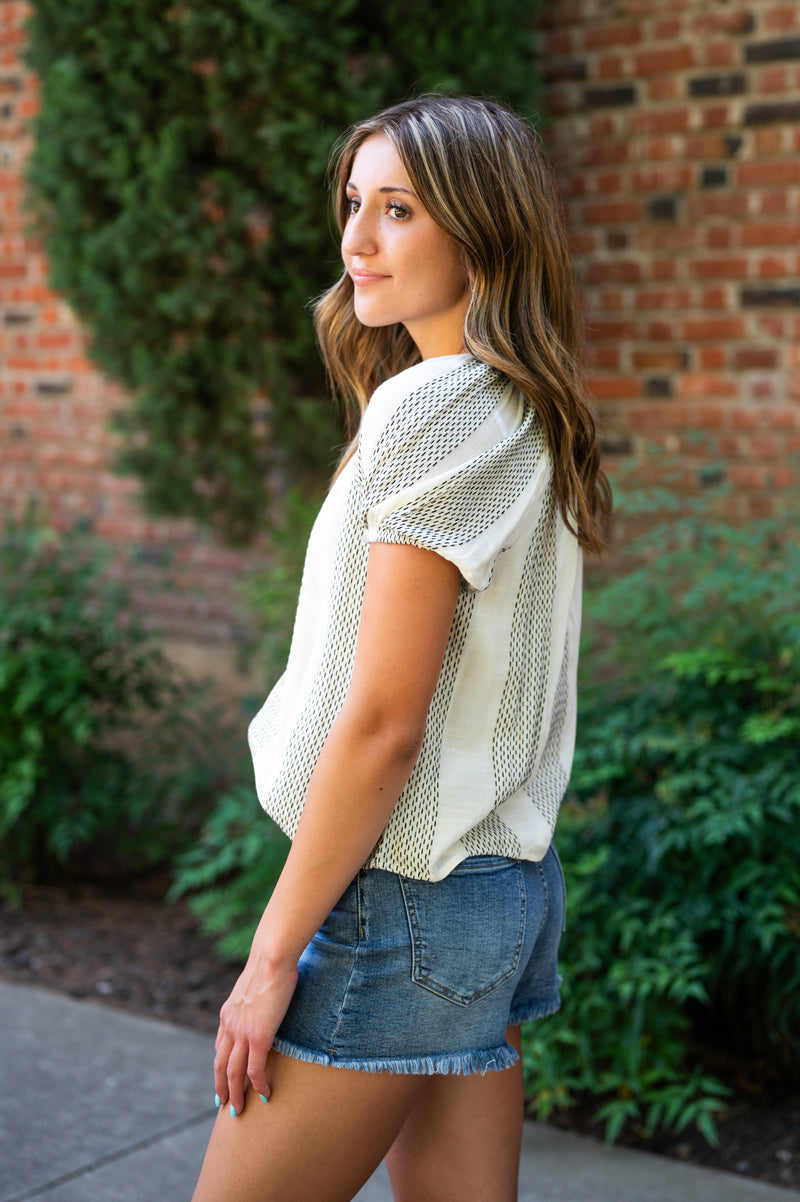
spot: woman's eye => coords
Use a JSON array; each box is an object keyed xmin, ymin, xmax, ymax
[
  {"xmin": 388, "ymin": 203, "xmax": 409, "ymax": 219},
  {"xmin": 346, "ymin": 197, "xmax": 360, "ymax": 216}
]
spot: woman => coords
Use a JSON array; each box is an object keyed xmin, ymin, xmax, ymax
[{"xmin": 193, "ymin": 94, "xmax": 609, "ymax": 1202}]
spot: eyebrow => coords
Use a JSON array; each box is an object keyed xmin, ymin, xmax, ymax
[{"xmin": 345, "ymin": 181, "xmax": 417, "ymax": 197}]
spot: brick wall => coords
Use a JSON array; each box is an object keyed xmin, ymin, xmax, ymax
[
  {"xmin": 0, "ymin": 1, "xmax": 263, "ymax": 690},
  {"xmin": 539, "ymin": 0, "xmax": 800, "ymax": 524},
  {"xmin": 2, "ymin": 1, "xmax": 798, "ymax": 669}
]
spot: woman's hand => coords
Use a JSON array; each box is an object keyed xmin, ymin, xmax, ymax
[{"xmin": 213, "ymin": 951, "xmax": 299, "ymax": 1115}]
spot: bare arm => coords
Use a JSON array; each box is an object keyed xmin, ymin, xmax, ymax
[{"xmin": 214, "ymin": 541, "xmax": 462, "ymax": 1112}]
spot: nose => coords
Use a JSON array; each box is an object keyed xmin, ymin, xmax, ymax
[{"xmin": 341, "ymin": 206, "xmax": 378, "ymax": 259}]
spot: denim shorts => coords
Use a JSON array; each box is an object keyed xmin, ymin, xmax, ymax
[{"xmin": 272, "ymin": 844, "xmax": 565, "ymax": 1076}]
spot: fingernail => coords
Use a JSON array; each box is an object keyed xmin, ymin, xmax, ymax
[
  {"xmin": 259, "ymin": 1093, "xmax": 269, "ymax": 1103},
  {"xmin": 230, "ymin": 1104, "xmax": 238, "ymax": 1118},
  {"xmin": 214, "ymin": 1094, "xmax": 221, "ymax": 1109}
]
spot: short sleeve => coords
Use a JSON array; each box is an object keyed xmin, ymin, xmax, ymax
[{"xmin": 360, "ymin": 359, "xmax": 550, "ymax": 591}]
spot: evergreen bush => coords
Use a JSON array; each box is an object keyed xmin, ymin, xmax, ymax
[
  {"xmin": 24, "ymin": 0, "xmax": 541, "ymax": 540},
  {"xmin": 0, "ymin": 516, "xmax": 237, "ymax": 894},
  {"xmin": 521, "ymin": 491, "xmax": 800, "ymax": 1143},
  {"xmin": 170, "ymin": 488, "xmax": 320, "ymax": 953}
]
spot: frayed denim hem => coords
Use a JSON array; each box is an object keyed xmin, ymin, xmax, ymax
[
  {"xmin": 271, "ymin": 1036, "xmax": 520, "ymax": 1077},
  {"xmin": 508, "ymin": 993, "xmax": 561, "ymax": 1027}
]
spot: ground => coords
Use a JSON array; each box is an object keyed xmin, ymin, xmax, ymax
[{"xmin": 1, "ymin": 876, "xmax": 798, "ymax": 1192}]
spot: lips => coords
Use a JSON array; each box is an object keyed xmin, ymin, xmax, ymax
[{"xmin": 350, "ymin": 269, "xmax": 389, "ymax": 286}]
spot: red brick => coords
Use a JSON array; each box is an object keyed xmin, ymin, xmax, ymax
[
  {"xmin": 648, "ymin": 77, "xmax": 680, "ymax": 101},
  {"xmin": 588, "ymin": 114, "xmax": 618, "ymax": 139},
  {"xmin": 568, "ymin": 231, "xmax": 599, "ymax": 254},
  {"xmin": 687, "ymin": 193, "xmax": 750, "ymax": 219},
  {"xmin": 701, "ymin": 288, "xmax": 731, "ymax": 309},
  {"xmin": 755, "ymin": 314, "xmax": 787, "ymax": 339},
  {"xmin": 582, "ymin": 200, "xmax": 642, "ymax": 224},
  {"xmin": 764, "ymin": 6, "xmax": 800, "ymax": 32},
  {"xmin": 639, "ymin": 227, "xmax": 699, "ymax": 255},
  {"xmin": 772, "ymin": 465, "xmax": 799, "ymax": 488},
  {"xmin": 635, "ymin": 287, "xmax": 693, "ymax": 309},
  {"xmin": 678, "ymin": 373, "xmax": 740, "ymax": 398},
  {"xmin": 758, "ymin": 191, "xmax": 790, "ymax": 216},
  {"xmin": 584, "ymin": 260, "xmax": 643, "ymax": 284},
  {"xmin": 586, "ymin": 375, "xmax": 642, "ymax": 399},
  {"xmin": 590, "ymin": 347, "xmax": 621, "ymax": 369},
  {"xmin": 585, "ymin": 22, "xmax": 642, "ymax": 49},
  {"xmin": 544, "ymin": 31, "xmax": 574, "ymax": 55},
  {"xmin": 759, "ymin": 255, "xmax": 794, "ymax": 279},
  {"xmin": 748, "ymin": 435, "xmax": 780, "ymax": 457},
  {"xmin": 641, "ymin": 138, "xmax": 676, "ymax": 163},
  {"xmin": 741, "ymin": 222, "xmax": 800, "ymax": 247},
  {"xmin": 702, "ymin": 42, "xmax": 737, "ymax": 69},
  {"xmin": 688, "ymin": 256, "xmax": 749, "ymax": 281},
  {"xmin": 752, "ymin": 128, "xmax": 785, "ymax": 155},
  {"xmin": 684, "ymin": 133, "xmax": 732, "ymax": 159},
  {"xmin": 734, "ymin": 347, "xmax": 781, "ymax": 370},
  {"xmin": 631, "ymin": 165, "xmax": 693, "ymax": 190},
  {"xmin": 729, "ymin": 464, "xmax": 771, "ymax": 488},
  {"xmin": 731, "ymin": 408, "xmax": 760, "ymax": 430},
  {"xmin": 647, "ymin": 320, "xmax": 676, "ymax": 341},
  {"xmin": 707, "ymin": 227, "xmax": 733, "ymax": 250},
  {"xmin": 631, "ymin": 108, "xmax": 692, "ymax": 134},
  {"xmin": 758, "ymin": 66, "xmax": 791, "ymax": 94},
  {"xmin": 763, "ymin": 404, "xmax": 799, "ymax": 427},
  {"xmin": 692, "ymin": 9, "xmax": 756, "ymax": 36},
  {"xmin": 735, "ymin": 158, "xmax": 797, "ymax": 183},
  {"xmin": 694, "ymin": 404, "xmax": 726, "ymax": 428},
  {"xmin": 632, "ymin": 348, "xmax": 687, "ymax": 370},
  {"xmin": 701, "ymin": 102, "xmax": 737, "ymax": 129},
  {"xmin": 596, "ymin": 171, "xmax": 624, "ymax": 193},
  {"xmin": 586, "ymin": 319, "xmax": 641, "ymax": 340},
  {"xmin": 699, "ymin": 347, "xmax": 727, "ymax": 369},
  {"xmin": 634, "ymin": 45, "xmax": 695, "ymax": 75},
  {"xmin": 626, "ymin": 402, "xmax": 691, "ymax": 427},
  {"xmin": 653, "ymin": 18, "xmax": 683, "ymax": 40},
  {"xmin": 582, "ymin": 141, "xmax": 630, "ymax": 167},
  {"xmin": 682, "ymin": 316, "xmax": 747, "ymax": 340},
  {"xmin": 715, "ymin": 435, "xmax": 741, "ymax": 456}
]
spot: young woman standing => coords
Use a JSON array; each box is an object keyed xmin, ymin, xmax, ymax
[{"xmin": 192, "ymin": 94, "xmax": 609, "ymax": 1202}]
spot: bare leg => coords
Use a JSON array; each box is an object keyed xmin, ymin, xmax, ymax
[
  {"xmin": 385, "ymin": 1026, "xmax": 525, "ymax": 1202},
  {"xmin": 192, "ymin": 1050, "xmax": 427, "ymax": 1202}
]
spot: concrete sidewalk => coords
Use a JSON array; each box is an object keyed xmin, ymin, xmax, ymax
[{"xmin": 1, "ymin": 980, "xmax": 796, "ymax": 1202}]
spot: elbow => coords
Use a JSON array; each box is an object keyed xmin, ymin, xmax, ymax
[{"xmin": 340, "ymin": 704, "xmax": 427, "ymax": 772}]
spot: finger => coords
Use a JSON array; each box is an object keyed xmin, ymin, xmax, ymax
[
  {"xmin": 227, "ymin": 1041, "xmax": 249, "ymax": 1116},
  {"xmin": 247, "ymin": 1039, "xmax": 272, "ymax": 1100},
  {"xmin": 213, "ymin": 1031, "xmax": 234, "ymax": 1106}
]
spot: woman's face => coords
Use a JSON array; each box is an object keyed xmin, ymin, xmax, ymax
[{"xmin": 341, "ymin": 134, "xmax": 470, "ymax": 360}]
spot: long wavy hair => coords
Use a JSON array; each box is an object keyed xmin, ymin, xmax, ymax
[{"xmin": 314, "ymin": 94, "xmax": 610, "ymax": 553}]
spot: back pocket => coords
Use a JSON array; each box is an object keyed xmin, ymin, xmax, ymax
[{"xmin": 399, "ymin": 858, "xmax": 525, "ymax": 1006}]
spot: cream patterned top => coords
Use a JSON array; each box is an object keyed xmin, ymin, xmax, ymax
[{"xmin": 248, "ymin": 353, "xmax": 582, "ymax": 881}]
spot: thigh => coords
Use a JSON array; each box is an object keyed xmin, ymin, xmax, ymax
[
  {"xmin": 192, "ymin": 1051, "xmax": 427, "ymax": 1202},
  {"xmin": 385, "ymin": 1025, "xmax": 525, "ymax": 1202}
]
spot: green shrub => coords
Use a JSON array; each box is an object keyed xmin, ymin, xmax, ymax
[
  {"xmin": 170, "ymin": 785, "xmax": 290, "ymax": 961},
  {"xmin": 522, "ymin": 493, "xmax": 800, "ymax": 1144},
  {"xmin": 0, "ymin": 517, "xmax": 233, "ymax": 893},
  {"xmin": 170, "ymin": 489, "xmax": 320, "ymax": 955},
  {"xmin": 24, "ymin": 0, "xmax": 542, "ymax": 540}
]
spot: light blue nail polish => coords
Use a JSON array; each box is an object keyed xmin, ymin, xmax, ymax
[
  {"xmin": 230, "ymin": 1105, "xmax": 237, "ymax": 1118},
  {"xmin": 214, "ymin": 1094, "xmax": 221, "ymax": 1109},
  {"xmin": 259, "ymin": 1093, "xmax": 269, "ymax": 1103}
]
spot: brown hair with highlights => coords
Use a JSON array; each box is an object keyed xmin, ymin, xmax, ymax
[{"xmin": 314, "ymin": 94, "xmax": 611, "ymax": 553}]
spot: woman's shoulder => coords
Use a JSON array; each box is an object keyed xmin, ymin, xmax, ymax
[{"xmin": 360, "ymin": 354, "xmax": 514, "ymax": 463}]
